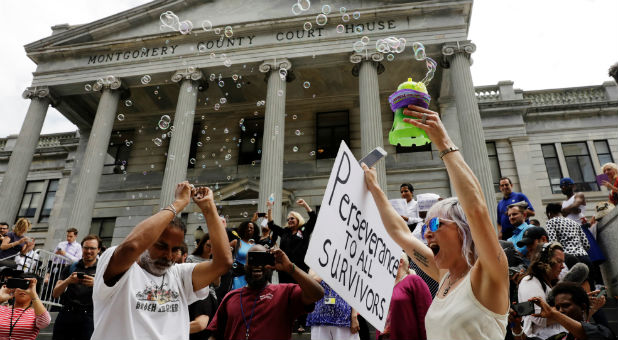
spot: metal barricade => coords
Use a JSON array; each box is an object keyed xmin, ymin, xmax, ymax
[{"xmin": 23, "ymin": 249, "xmax": 75, "ymax": 309}]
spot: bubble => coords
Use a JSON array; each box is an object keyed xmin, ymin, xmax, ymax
[
  {"xmin": 214, "ymin": 103, "xmax": 220, "ymax": 110},
  {"xmin": 340, "ymin": 7, "xmax": 346, "ymax": 13},
  {"xmin": 197, "ymin": 141, "xmax": 203, "ymax": 147},
  {"xmin": 179, "ymin": 20, "xmax": 193, "ymax": 35},
  {"xmin": 84, "ymin": 84, "xmax": 92, "ymax": 91},
  {"xmin": 236, "ymin": 83, "xmax": 242, "ymax": 88},
  {"xmin": 413, "ymin": 42, "xmax": 426, "ymax": 60},
  {"xmin": 141, "ymin": 75, "xmax": 151, "ymax": 84},
  {"xmin": 232, "ymin": 74, "xmax": 239, "ymax": 81},
  {"xmin": 315, "ymin": 13, "xmax": 328, "ymax": 26},
  {"xmin": 206, "ymin": 136, "xmax": 211, "ymax": 141},
  {"xmin": 201, "ymin": 20, "xmax": 212, "ymax": 31},
  {"xmin": 170, "ymin": 125, "xmax": 175, "ymax": 132},
  {"xmin": 224, "ymin": 26, "xmax": 233, "ymax": 38},
  {"xmin": 342, "ymin": 13, "xmax": 350, "ymax": 22},
  {"xmin": 293, "ymin": 146, "xmax": 299, "ymax": 152},
  {"xmin": 309, "ymin": 151, "xmax": 316, "ymax": 156},
  {"xmin": 160, "ymin": 11, "xmax": 179, "ymax": 30},
  {"xmin": 125, "ymin": 140, "xmax": 132, "ymax": 147},
  {"xmin": 209, "ymin": 74, "xmax": 216, "ymax": 81},
  {"xmin": 224, "ymin": 154, "xmax": 232, "ymax": 161},
  {"xmin": 201, "ymin": 164, "xmax": 206, "ymax": 169},
  {"xmin": 355, "ymin": 26, "xmax": 364, "ymax": 34},
  {"xmin": 279, "ymin": 68, "xmax": 288, "ymax": 80},
  {"xmin": 353, "ymin": 41, "xmax": 365, "ymax": 53},
  {"xmin": 198, "ymin": 44, "xmax": 207, "ymax": 53},
  {"xmin": 295, "ymin": 129, "xmax": 301, "ymax": 136},
  {"xmin": 277, "ymin": 89, "xmax": 284, "ymax": 96},
  {"xmin": 124, "ymin": 100, "xmax": 133, "ymax": 107},
  {"xmin": 298, "ymin": 0, "xmax": 310, "ymax": 11},
  {"xmin": 242, "ymin": 211, "xmax": 249, "ymax": 218},
  {"xmin": 218, "ymin": 80, "xmax": 225, "ymax": 87},
  {"xmin": 353, "ymin": 11, "xmax": 361, "ymax": 19},
  {"xmin": 361, "ymin": 36, "xmax": 370, "ymax": 45},
  {"xmin": 152, "ymin": 138, "xmax": 163, "ymax": 146},
  {"xmin": 251, "ymin": 161, "xmax": 256, "ymax": 166},
  {"xmin": 239, "ymin": 118, "xmax": 245, "ymax": 125},
  {"xmin": 292, "ymin": 114, "xmax": 297, "ymax": 120},
  {"xmin": 387, "ymin": 54, "xmax": 395, "ymax": 61},
  {"xmin": 223, "ymin": 128, "xmax": 229, "ymax": 134},
  {"xmin": 161, "ymin": 133, "xmax": 167, "ymax": 139},
  {"xmin": 189, "ymin": 158, "xmax": 196, "ymax": 165},
  {"xmin": 154, "ymin": 90, "xmax": 159, "ymax": 95},
  {"xmin": 303, "ymin": 21, "xmax": 312, "ymax": 31},
  {"xmin": 220, "ymin": 97, "xmax": 227, "ymax": 104},
  {"xmin": 214, "ymin": 27, "xmax": 221, "ymax": 34},
  {"xmin": 223, "ymin": 58, "xmax": 232, "ymax": 67},
  {"xmin": 336, "ymin": 24, "xmax": 345, "ymax": 33},
  {"xmin": 321, "ymin": 4, "xmax": 331, "ymax": 14},
  {"xmin": 117, "ymin": 114, "xmax": 125, "ymax": 121},
  {"xmin": 291, "ymin": 2, "xmax": 302, "ymax": 15},
  {"xmin": 250, "ymin": 138, "xmax": 256, "ymax": 143},
  {"xmin": 167, "ymin": 131, "xmax": 173, "ymax": 138},
  {"xmin": 303, "ymin": 81, "xmax": 311, "ymax": 89}
]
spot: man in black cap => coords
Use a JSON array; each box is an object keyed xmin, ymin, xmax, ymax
[{"xmin": 516, "ymin": 226, "xmax": 549, "ymax": 263}]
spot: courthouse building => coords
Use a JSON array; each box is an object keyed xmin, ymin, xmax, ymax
[{"xmin": 1, "ymin": 0, "xmax": 617, "ymax": 249}]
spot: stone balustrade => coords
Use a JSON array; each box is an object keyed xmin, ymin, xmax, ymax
[
  {"xmin": 0, "ymin": 132, "xmax": 77, "ymax": 152},
  {"xmin": 475, "ymin": 86, "xmax": 501, "ymax": 102},
  {"xmin": 524, "ymin": 87, "xmax": 606, "ymax": 106}
]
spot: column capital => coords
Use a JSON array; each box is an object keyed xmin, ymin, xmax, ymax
[
  {"xmin": 259, "ymin": 58, "xmax": 292, "ymax": 73},
  {"xmin": 92, "ymin": 75, "xmax": 123, "ymax": 91},
  {"xmin": 441, "ymin": 41, "xmax": 476, "ymax": 68},
  {"xmin": 350, "ymin": 52, "xmax": 385, "ymax": 77},
  {"xmin": 22, "ymin": 86, "xmax": 58, "ymax": 106},
  {"xmin": 171, "ymin": 67, "xmax": 204, "ymax": 83}
]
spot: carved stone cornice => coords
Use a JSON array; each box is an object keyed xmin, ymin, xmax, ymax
[
  {"xmin": 441, "ymin": 41, "xmax": 476, "ymax": 68},
  {"xmin": 92, "ymin": 75, "xmax": 123, "ymax": 91},
  {"xmin": 350, "ymin": 52, "xmax": 385, "ymax": 77},
  {"xmin": 171, "ymin": 67, "xmax": 204, "ymax": 83},
  {"xmin": 22, "ymin": 86, "xmax": 59, "ymax": 106},
  {"xmin": 259, "ymin": 58, "xmax": 292, "ymax": 73}
]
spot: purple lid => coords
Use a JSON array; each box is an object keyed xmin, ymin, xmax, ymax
[{"xmin": 388, "ymin": 88, "xmax": 431, "ymax": 111}]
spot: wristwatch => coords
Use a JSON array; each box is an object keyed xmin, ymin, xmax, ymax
[{"xmin": 439, "ymin": 146, "xmax": 460, "ymax": 159}]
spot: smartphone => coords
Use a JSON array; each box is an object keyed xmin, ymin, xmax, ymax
[
  {"xmin": 75, "ymin": 272, "xmax": 85, "ymax": 279},
  {"xmin": 596, "ymin": 174, "xmax": 610, "ymax": 187},
  {"xmin": 596, "ymin": 287, "xmax": 607, "ymax": 298},
  {"xmin": 359, "ymin": 147, "xmax": 387, "ymax": 167},
  {"xmin": 512, "ymin": 301, "xmax": 535, "ymax": 316},
  {"xmin": 6, "ymin": 278, "xmax": 30, "ymax": 290},
  {"xmin": 257, "ymin": 212, "xmax": 266, "ymax": 218},
  {"xmin": 247, "ymin": 251, "xmax": 275, "ymax": 266}
]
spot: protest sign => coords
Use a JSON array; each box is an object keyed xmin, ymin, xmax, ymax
[
  {"xmin": 304, "ymin": 141, "xmax": 402, "ymax": 332},
  {"xmin": 389, "ymin": 199, "xmax": 407, "ymax": 216}
]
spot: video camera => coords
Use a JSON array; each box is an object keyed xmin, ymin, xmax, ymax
[{"xmin": 0, "ymin": 267, "xmax": 30, "ymax": 290}]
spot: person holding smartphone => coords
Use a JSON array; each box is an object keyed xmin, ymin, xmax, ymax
[
  {"xmin": 0, "ymin": 276, "xmax": 50, "ymax": 340},
  {"xmin": 51, "ymin": 234, "xmax": 102, "ymax": 340},
  {"xmin": 362, "ymin": 104, "xmax": 509, "ymax": 339}
]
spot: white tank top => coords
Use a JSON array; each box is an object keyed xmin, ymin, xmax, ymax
[
  {"xmin": 425, "ymin": 271, "xmax": 508, "ymax": 340},
  {"xmin": 562, "ymin": 195, "xmax": 585, "ymax": 224}
]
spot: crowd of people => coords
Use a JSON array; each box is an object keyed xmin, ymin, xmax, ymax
[{"xmin": 0, "ymin": 103, "xmax": 614, "ymax": 340}]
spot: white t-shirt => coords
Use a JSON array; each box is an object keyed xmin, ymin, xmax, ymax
[
  {"xmin": 92, "ymin": 246, "xmax": 209, "ymax": 340},
  {"xmin": 562, "ymin": 195, "xmax": 585, "ymax": 224}
]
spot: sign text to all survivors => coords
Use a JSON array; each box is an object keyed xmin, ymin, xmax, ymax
[{"xmin": 305, "ymin": 141, "xmax": 401, "ymax": 332}]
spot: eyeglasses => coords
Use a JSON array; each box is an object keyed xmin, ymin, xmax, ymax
[
  {"xmin": 83, "ymin": 246, "xmax": 98, "ymax": 251},
  {"xmin": 421, "ymin": 217, "xmax": 442, "ymax": 236}
]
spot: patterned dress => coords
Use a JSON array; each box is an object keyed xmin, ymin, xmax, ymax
[{"xmin": 306, "ymin": 281, "xmax": 351, "ymax": 327}]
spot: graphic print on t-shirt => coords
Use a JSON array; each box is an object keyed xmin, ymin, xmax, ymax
[{"xmin": 135, "ymin": 279, "xmax": 180, "ymax": 313}]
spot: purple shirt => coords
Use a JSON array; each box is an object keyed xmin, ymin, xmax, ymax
[{"xmin": 377, "ymin": 275, "xmax": 432, "ymax": 340}]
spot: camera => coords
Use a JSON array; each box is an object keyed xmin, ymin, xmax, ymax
[
  {"xmin": 0, "ymin": 267, "xmax": 30, "ymax": 290},
  {"xmin": 248, "ymin": 251, "xmax": 275, "ymax": 266}
]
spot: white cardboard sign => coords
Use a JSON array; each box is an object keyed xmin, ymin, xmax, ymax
[{"xmin": 304, "ymin": 142, "xmax": 402, "ymax": 332}]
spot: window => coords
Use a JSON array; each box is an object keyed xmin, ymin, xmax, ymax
[
  {"xmin": 486, "ymin": 142, "xmax": 502, "ymax": 192},
  {"xmin": 562, "ymin": 142, "xmax": 598, "ymax": 191},
  {"xmin": 541, "ymin": 144, "xmax": 563, "ymax": 194},
  {"xmin": 594, "ymin": 140, "xmax": 614, "ymax": 166},
  {"xmin": 103, "ymin": 130, "xmax": 133, "ymax": 174},
  {"xmin": 90, "ymin": 218, "xmax": 116, "ymax": 248},
  {"xmin": 39, "ymin": 179, "xmax": 59, "ymax": 223},
  {"xmin": 238, "ymin": 118, "xmax": 263, "ymax": 165},
  {"xmin": 316, "ymin": 111, "xmax": 349, "ymax": 159},
  {"xmin": 17, "ymin": 181, "xmax": 45, "ymax": 219},
  {"xmin": 188, "ymin": 123, "xmax": 202, "ymax": 169}
]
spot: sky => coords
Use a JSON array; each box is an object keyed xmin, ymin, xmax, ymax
[{"xmin": 1, "ymin": 0, "xmax": 616, "ymax": 137}]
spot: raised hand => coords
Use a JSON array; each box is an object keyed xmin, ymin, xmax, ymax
[
  {"xmin": 361, "ymin": 163, "xmax": 380, "ymax": 192},
  {"xmin": 192, "ymin": 186, "xmax": 215, "ymax": 212},
  {"xmin": 268, "ymin": 248, "xmax": 293, "ymax": 274},
  {"xmin": 402, "ymin": 105, "xmax": 454, "ymax": 150},
  {"xmin": 174, "ymin": 181, "xmax": 192, "ymax": 211}
]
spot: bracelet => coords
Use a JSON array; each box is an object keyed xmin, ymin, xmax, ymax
[
  {"xmin": 161, "ymin": 203, "xmax": 177, "ymax": 216},
  {"xmin": 512, "ymin": 328, "xmax": 524, "ymax": 337},
  {"xmin": 439, "ymin": 146, "xmax": 460, "ymax": 159}
]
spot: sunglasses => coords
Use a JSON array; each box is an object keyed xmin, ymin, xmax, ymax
[{"xmin": 421, "ymin": 217, "xmax": 442, "ymax": 236}]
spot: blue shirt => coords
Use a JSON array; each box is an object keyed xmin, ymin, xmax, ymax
[
  {"xmin": 507, "ymin": 222, "xmax": 533, "ymax": 255},
  {"xmin": 497, "ymin": 192, "xmax": 534, "ymax": 236}
]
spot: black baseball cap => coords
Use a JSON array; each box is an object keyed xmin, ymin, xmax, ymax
[{"xmin": 516, "ymin": 226, "xmax": 548, "ymax": 248}]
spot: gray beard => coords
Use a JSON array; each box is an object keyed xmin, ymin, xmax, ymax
[{"xmin": 138, "ymin": 250, "xmax": 172, "ymax": 276}]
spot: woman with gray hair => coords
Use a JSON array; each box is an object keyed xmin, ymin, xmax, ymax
[
  {"xmin": 600, "ymin": 162, "xmax": 618, "ymax": 205},
  {"xmin": 362, "ymin": 104, "xmax": 509, "ymax": 340}
]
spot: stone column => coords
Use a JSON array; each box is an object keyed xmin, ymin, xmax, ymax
[
  {"xmin": 0, "ymin": 87, "xmax": 56, "ymax": 223},
  {"xmin": 442, "ymin": 41, "xmax": 497, "ymax": 227},
  {"xmin": 351, "ymin": 53, "xmax": 387, "ymax": 190},
  {"xmin": 67, "ymin": 77, "xmax": 122, "ymax": 236},
  {"xmin": 509, "ymin": 137, "xmax": 544, "ymax": 216},
  {"xmin": 257, "ymin": 59, "xmax": 291, "ymax": 226},
  {"xmin": 159, "ymin": 68, "xmax": 203, "ymax": 208}
]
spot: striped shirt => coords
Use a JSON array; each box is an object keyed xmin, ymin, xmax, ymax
[{"xmin": 0, "ymin": 306, "xmax": 51, "ymax": 340}]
